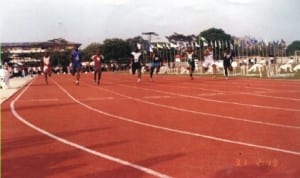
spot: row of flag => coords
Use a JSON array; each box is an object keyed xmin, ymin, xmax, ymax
[{"xmin": 137, "ymin": 37, "xmax": 287, "ymax": 52}]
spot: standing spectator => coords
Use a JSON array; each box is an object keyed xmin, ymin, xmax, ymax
[
  {"xmin": 223, "ymin": 48, "xmax": 233, "ymax": 80},
  {"xmin": 91, "ymin": 50, "xmax": 103, "ymax": 85},
  {"xmin": 70, "ymin": 47, "xmax": 82, "ymax": 85},
  {"xmin": 41, "ymin": 51, "xmax": 52, "ymax": 85},
  {"xmin": 131, "ymin": 47, "xmax": 142, "ymax": 82}
]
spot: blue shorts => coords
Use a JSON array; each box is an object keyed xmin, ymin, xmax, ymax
[
  {"xmin": 151, "ymin": 62, "xmax": 160, "ymax": 68},
  {"xmin": 71, "ymin": 62, "xmax": 81, "ymax": 75},
  {"xmin": 72, "ymin": 62, "xmax": 81, "ymax": 70}
]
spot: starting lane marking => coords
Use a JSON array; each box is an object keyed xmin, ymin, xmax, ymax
[
  {"xmin": 10, "ymin": 81, "xmax": 172, "ymax": 178},
  {"xmin": 53, "ymin": 79, "xmax": 300, "ymax": 156}
]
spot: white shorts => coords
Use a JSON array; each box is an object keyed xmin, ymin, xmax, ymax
[
  {"xmin": 202, "ymin": 59, "xmax": 215, "ymax": 68},
  {"xmin": 43, "ymin": 66, "xmax": 49, "ymax": 73}
]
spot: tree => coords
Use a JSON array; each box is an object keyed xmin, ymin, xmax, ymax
[
  {"xmin": 101, "ymin": 38, "xmax": 131, "ymax": 64},
  {"xmin": 1, "ymin": 50, "xmax": 11, "ymax": 65},
  {"xmin": 82, "ymin": 43, "xmax": 102, "ymax": 62},
  {"xmin": 126, "ymin": 36, "xmax": 147, "ymax": 50},
  {"xmin": 51, "ymin": 50, "xmax": 71, "ymax": 67},
  {"xmin": 166, "ymin": 33, "xmax": 196, "ymax": 44},
  {"xmin": 199, "ymin": 28, "xmax": 231, "ymax": 42},
  {"xmin": 198, "ymin": 28, "xmax": 232, "ymax": 59},
  {"xmin": 286, "ymin": 41, "xmax": 300, "ymax": 56}
]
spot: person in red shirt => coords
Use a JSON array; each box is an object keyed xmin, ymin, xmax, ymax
[{"xmin": 91, "ymin": 50, "xmax": 103, "ymax": 85}]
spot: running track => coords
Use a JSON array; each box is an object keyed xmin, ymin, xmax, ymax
[{"xmin": 2, "ymin": 73, "xmax": 300, "ymax": 178}]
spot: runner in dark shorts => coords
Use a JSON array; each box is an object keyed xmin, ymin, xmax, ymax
[
  {"xmin": 131, "ymin": 48, "xmax": 142, "ymax": 82},
  {"xmin": 223, "ymin": 48, "xmax": 233, "ymax": 80},
  {"xmin": 150, "ymin": 49, "xmax": 162, "ymax": 81}
]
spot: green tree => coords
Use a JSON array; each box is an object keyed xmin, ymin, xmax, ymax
[
  {"xmin": 126, "ymin": 36, "xmax": 146, "ymax": 50},
  {"xmin": 82, "ymin": 43, "xmax": 102, "ymax": 62},
  {"xmin": 102, "ymin": 38, "xmax": 131, "ymax": 63},
  {"xmin": 51, "ymin": 50, "xmax": 71, "ymax": 67},
  {"xmin": 286, "ymin": 41, "xmax": 300, "ymax": 56},
  {"xmin": 198, "ymin": 28, "xmax": 232, "ymax": 59},
  {"xmin": 199, "ymin": 28, "xmax": 231, "ymax": 46},
  {"xmin": 1, "ymin": 50, "xmax": 11, "ymax": 64}
]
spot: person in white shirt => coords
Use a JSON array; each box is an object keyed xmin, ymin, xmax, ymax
[
  {"xmin": 203, "ymin": 45, "xmax": 217, "ymax": 78},
  {"xmin": 42, "ymin": 51, "xmax": 51, "ymax": 85},
  {"xmin": 131, "ymin": 48, "xmax": 142, "ymax": 82}
]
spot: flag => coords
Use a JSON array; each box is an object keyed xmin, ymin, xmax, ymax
[
  {"xmin": 280, "ymin": 38, "xmax": 286, "ymax": 47},
  {"xmin": 165, "ymin": 43, "xmax": 171, "ymax": 49},
  {"xmin": 157, "ymin": 43, "xmax": 163, "ymax": 49},
  {"xmin": 170, "ymin": 42, "xmax": 178, "ymax": 48},
  {"xmin": 200, "ymin": 36, "xmax": 206, "ymax": 41},
  {"xmin": 149, "ymin": 44, "xmax": 154, "ymax": 52},
  {"xmin": 137, "ymin": 43, "xmax": 142, "ymax": 50}
]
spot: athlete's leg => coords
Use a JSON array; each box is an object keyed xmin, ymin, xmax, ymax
[
  {"xmin": 45, "ymin": 72, "xmax": 48, "ymax": 84},
  {"xmin": 76, "ymin": 67, "xmax": 80, "ymax": 85},
  {"xmin": 212, "ymin": 64, "xmax": 217, "ymax": 78},
  {"xmin": 137, "ymin": 67, "xmax": 142, "ymax": 82},
  {"xmin": 97, "ymin": 69, "xmax": 101, "ymax": 85},
  {"xmin": 224, "ymin": 64, "xmax": 228, "ymax": 77},
  {"xmin": 94, "ymin": 70, "xmax": 97, "ymax": 82},
  {"xmin": 150, "ymin": 65, "xmax": 155, "ymax": 79}
]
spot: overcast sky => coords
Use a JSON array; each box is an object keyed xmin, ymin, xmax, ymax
[{"xmin": 1, "ymin": 0, "xmax": 299, "ymax": 47}]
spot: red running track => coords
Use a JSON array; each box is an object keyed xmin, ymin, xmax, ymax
[{"xmin": 2, "ymin": 73, "xmax": 300, "ymax": 178}]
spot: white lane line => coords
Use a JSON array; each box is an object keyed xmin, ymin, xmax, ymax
[
  {"xmin": 83, "ymin": 97, "xmax": 115, "ymax": 101},
  {"xmin": 197, "ymin": 93, "xmax": 225, "ymax": 96},
  {"xmin": 239, "ymin": 92, "xmax": 300, "ymax": 101},
  {"xmin": 154, "ymin": 84, "xmax": 300, "ymax": 102},
  {"xmin": 19, "ymin": 98, "xmax": 60, "ymax": 102},
  {"xmin": 112, "ymin": 85, "xmax": 299, "ymax": 129},
  {"xmin": 125, "ymin": 85, "xmax": 300, "ymax": 112},
  {"xmin": 10, "ymin": 81, "xmax": 172, "ymax": 178},
  {"xmin": 144, "ymin": 96, "xmax": 172, "ymax": 99},
  {"xmin": 80, "ymin": 79, "xmax": 299, "ymax": 129},
  {"xmin": 53, "ymin": 79, "xmax": 300, "ymax": 156}
]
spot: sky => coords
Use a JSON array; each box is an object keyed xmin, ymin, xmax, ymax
[{"xmin": 1, "ymin": 0, "xmax": 299, "ymax": 47}]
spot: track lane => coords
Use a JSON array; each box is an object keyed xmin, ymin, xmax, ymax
[{"xmin": 2, "ymin": 74, "xmax": 300, "ymax": 178}]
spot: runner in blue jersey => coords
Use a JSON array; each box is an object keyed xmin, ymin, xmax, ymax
[
  {"xmin": 70, "ymin": 47, "xmax": 82, "ymax": 85},
  {"xmin": 150, "ymin": 49, "xmax": 162, "ymax": 81}
]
